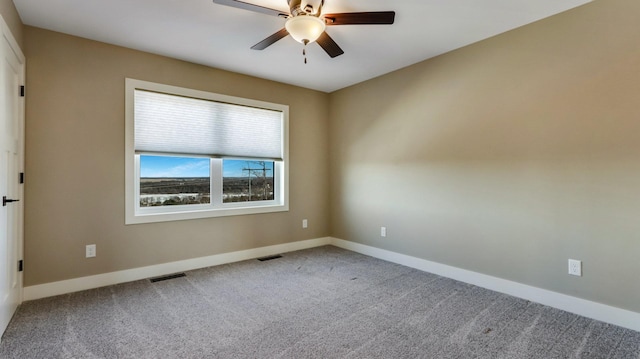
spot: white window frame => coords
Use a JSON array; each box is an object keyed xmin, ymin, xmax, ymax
[{"xmin": 125, "ymin": 79, "xmax": 289, "ymax": 224}]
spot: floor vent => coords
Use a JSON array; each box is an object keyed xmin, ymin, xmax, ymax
[
  {"xmin": 150, "ymin": 273, "xmax": 186, "ymax": 283},
  {"xmin": 257, "ymin": 254, "xmax": 282, "ymax": 262}
]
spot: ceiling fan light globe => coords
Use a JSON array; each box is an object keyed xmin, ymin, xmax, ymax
[{"xmin": 285, "ymin": 15, "xmax": 326, "ymax": 44}]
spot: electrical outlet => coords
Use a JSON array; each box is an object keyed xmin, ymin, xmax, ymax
[
  {"xmin": 568, "ymin": 259, "xmax": 582, "ymax": 276},
  {"xmin": 381, "ymin": 227, "xmax": 387, "ymax": 237},
  {"xmin": 302, "ymin": 219, "xmax": 308, "ymax": 229},
  {"xmin": 86, "ymin": 244, "xmax": 96, "ymax": 258}
]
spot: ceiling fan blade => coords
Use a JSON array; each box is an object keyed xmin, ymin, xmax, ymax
[
  {"xmin": 251, "ymin": 28, "xmax": 289, "ymax": 50},
  {"xmin": 212, "ymin": 0, "xmax": 289, "ymax": 18},
  {"xmin": 316, "ymin": 32, "xmax": 344, "ymax": 58},
  {"xmin": 323, "ymin": 11, "xmax": 395, "ymax": 25}
]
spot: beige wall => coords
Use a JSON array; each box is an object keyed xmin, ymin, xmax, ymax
[
  {"xmin": 23, "ymin": 27, "xmax": 330, "ymax": 286},
  {"xmin": 329, "ymin": 0, "xmax": 640, "ymax": 313},
  {"xmin": 0, "ymin": 0, "xmax": 23, "ymax": 48}
]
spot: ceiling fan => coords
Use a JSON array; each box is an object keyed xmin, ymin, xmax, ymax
[{"xmin": 212, "ymin": 0, "xmax": 395, "ymax": 59}]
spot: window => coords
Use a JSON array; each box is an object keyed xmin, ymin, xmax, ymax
[{"xmin": 125, "ymin": 79, "xmax": 288, "ymax": 224}]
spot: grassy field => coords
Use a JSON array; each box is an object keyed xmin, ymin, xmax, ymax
[{"xmin": 140, "ymin": 177, "xmax": 274, "ymax": 206}]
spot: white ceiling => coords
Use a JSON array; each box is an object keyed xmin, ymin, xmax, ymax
[{"xmin": 14, "ymin": 0, "xmax": 591, "ymax": 93}]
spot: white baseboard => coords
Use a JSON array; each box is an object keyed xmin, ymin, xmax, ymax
[
  {"xmin": 22, "ymin": 236, "xmax": 640, "ymax": 333},
  {"xmin": 330, "ymin": 237, "xmax": 640, "ymax": 333},
  {"xmin": 23, "ymin": 237, "xmax": 331, "ymax": 301}
]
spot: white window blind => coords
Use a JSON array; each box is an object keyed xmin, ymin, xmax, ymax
[{"xmin": 134, "ymin": 90, "xmax": 283, "ymax": 160}]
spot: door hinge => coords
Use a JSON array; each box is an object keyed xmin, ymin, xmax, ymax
[
  {"xmin": 19, "ymin": 172, "xmax": 24, "ymax": 184},
  {"xmin": 18, "ymin": 260, "xmax": 23, "ymax": 272},
  {"xmin": 20, "ymin": 85, "xmax": 25, "ymax": 97}
]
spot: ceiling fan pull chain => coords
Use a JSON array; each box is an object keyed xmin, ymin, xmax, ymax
[{"xmin": 303, "ymin": 41, "xmax": 308, "ymax": 64}]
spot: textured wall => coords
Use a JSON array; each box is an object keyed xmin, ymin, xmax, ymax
[
  {"xmin": 23, "ymin": 27, "xmax": 330, "ymax": 285},
  {"xmin": 0, "ymin": 0, "xmax": 23, "ymax": 48},
  {"xmin": 329, "ymin": 0, "xmax": 640, "ymax": 313}
]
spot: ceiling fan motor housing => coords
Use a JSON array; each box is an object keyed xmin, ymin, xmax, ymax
[{"xmin": 288, "ymin": 0, "xmax": 323, "ymax": 17}]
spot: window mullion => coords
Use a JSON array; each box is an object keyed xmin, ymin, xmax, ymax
[{"xmin": 211, "ymin": 158, "xmax": 223, "ymax": 206}]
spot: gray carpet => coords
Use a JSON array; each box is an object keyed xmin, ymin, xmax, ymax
[{"xmin": 1, "ymin": 246, "xmax": 639, "ymax": 358}]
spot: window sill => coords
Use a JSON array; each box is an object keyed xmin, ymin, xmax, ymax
[{"xmin": 125, "ymin": 203, "xmax": 289, "ymax": 225}]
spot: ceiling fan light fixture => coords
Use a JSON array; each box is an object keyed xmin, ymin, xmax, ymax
[{"xmin": 285, "ymin": 15, "xmax": 326, "ymax": 44}]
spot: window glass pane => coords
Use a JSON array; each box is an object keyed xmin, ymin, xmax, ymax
[
  {"xmin": 223, "ymin": 160, "xmax": 274, "ymax": 203},
  {"xmin": 140, "ymin": 155, "xmax": 210, "ymax": 207}
]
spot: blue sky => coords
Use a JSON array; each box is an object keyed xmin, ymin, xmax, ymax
[{"xmin": 140, "ymin": 156, "xmax": 273, "ymax": 178}]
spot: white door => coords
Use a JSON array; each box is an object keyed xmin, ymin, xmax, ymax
[{"xmin": 0, "ymin": 22, "xmax": 24, "ymax": 337}]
